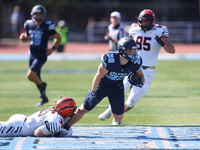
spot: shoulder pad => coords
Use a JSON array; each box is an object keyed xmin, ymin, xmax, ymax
[{"xmin": 24, "ymin": 20, "xmax": 33, "ymax": 28}]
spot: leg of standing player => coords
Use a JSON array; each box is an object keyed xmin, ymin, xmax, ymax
[{"xmin": 28, "ymin": 54, "xmax": 48, "ymax": 106}]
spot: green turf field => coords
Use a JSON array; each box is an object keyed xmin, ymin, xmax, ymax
[{"xmin": 0, "ymin": 60, "xmax": 200, "ymax": 126}]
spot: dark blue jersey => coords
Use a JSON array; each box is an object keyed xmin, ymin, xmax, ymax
[
  {"xmin": 24, "ymin": 20, "xmax": 56, "ymax": 53},
  {"xmin": 101, "ymin": 52, "xmax": 142, "ymax": 87}
]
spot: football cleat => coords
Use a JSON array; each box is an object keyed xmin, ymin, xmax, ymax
[
  {"xmin": 112, "ymin": 120, "xmax": 121, "ymax": 125},
  {"xmin": 98, "ymin": 108, "xmax": 112, "ymax": 121},
  {"xmin": 35, "ymin": 96, "xmax": 49, "ymax": 106}
]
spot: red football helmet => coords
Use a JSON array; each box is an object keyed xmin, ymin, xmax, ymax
[
  {"xmin": 55, "ymin": 97, "xmax": 77, "ymax": 117},
  {"xmin": 137, "ymin": 9, "xmax": 156, "ymax": 32}
]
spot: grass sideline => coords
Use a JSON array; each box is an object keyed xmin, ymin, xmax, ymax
[{"xmin": 0, "ymin": 60, "xmax": 200, "ymax": 126}]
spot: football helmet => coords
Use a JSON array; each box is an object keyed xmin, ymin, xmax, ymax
[
  {"xmin": 137, "ymin": 9, "xmax": 156, "ymax": 32},
  {"xmin": 31, "ymin": 5, "xmax": 46, "ymax": 22},
  {"xmin": 117, "ymin": 37, "xmax": 138, "ymax": 62},
  {"xmin": 55, "ymin": 97, "xmax": 77, "ymax": 117}
]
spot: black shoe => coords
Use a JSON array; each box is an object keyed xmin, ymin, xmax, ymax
[
  {"xmin": 35, "ymin": 96, "xmax": 49, "ymax": 106},
  {"xmin": 39, "ymin": 82, "xmax": 47, "ymax": 98}
]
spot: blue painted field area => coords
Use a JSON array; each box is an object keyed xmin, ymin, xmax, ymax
[{"xmin": 0, "ymin": 126, "xmax": 200, "ymax": 149}]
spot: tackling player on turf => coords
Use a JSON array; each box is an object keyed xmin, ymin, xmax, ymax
[
  {"xmin": 0, "ymin": 97, "xmax": 76, "ymax": 137},
  {"xmin": 19, "ymin": 5, "xmax": 61, "ymax": 106},
  {"xmin": 99, "ymin": 9, "xmax": 175, "ymax": 121}
]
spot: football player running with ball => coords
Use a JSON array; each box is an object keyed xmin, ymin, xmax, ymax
[
  {"xmin": 19, "ymin": 5, "xmax": 61, "ymax": 106},
  {"xmin": 0, "ymin": 97, "xmax": 76, "ymax": 137},
  {"xmin": 63, "ymin": 37, "xmax": 144, "ymax": 129},
  {"xmin": 99, "ymin": 9, "xmax": 175, "ymax": 122}
]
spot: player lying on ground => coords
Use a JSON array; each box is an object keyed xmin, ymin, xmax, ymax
[{"xmin": 0, "ymin": 97, "xmax": 76, "ymax": 137}]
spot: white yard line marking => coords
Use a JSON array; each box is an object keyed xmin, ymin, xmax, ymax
[
  {"xmin": 157, "ymin": 127, "xmax": 173, "ymax": 149},
  {"xmin": 15, "ymin": 137, "xmax": 26, "ymax": 150}
]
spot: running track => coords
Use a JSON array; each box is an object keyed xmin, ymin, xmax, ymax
[{"xmin": 0, "ymin": 42, "xmax": 200, "ymax": 61}]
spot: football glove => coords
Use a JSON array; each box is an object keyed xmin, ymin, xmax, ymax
[
  {"xmin": 155, "ymin": 35, "xmax": 165, "ymax": 47},
  {"xmin": 128, "ymin": 73, "xmax": 143, "ymax": 88},
  {"xmin": 54, "ymin": 128, "xmax": 73, "ymax": 137},
  {"xmin": 45, "ymin": 121, "xmax": 61, "ymax": 134}
]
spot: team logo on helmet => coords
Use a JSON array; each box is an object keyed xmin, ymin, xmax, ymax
[
  {"xmin": 138, "ymin": 9, "xmax": 156, "ymax": 32},
  {"xmin": 55, "ymin": 97, "xmax": 77, "ymax": 117}
]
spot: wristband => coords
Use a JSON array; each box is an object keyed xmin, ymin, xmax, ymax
[{"xmin": 52, "ymin": 45, "xmax": 57, "ymax": 51}]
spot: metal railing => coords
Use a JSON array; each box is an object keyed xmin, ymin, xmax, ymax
[{"xmin": 87, "ymin": 21, "xmax": 200, "ymax": 43}]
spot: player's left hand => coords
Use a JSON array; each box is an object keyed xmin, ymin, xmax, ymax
[
  {"xmin": 45, "ymin": 121, "xmax": 61, "ymax": 133},
  {"xmin": 155, "ymin": 35, "xmax": 165, "ymax": 47},
  {"xmin": 45, "ymin": 49, "xmax": 54, "ymax": 55}
]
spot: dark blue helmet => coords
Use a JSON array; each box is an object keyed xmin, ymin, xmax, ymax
[
  {"xmin": 117, "ymin": 37, "xmax": 138, "ymax": 62},
  {"xmin": 31, "ymin": 5, "xmax": 46, "ymax": 22}
]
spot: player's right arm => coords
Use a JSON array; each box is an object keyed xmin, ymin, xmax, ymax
[
  {"xmin": 34, "ymin": 125, "xmax": 52, "ymax": 137},
  {"xmin": 34, "ymin": 120, "xmax": 62, "ymax": 137},
  {"xmin": 19, "ymin": 20, "xmax": 30, "ymax": 43},
  {"xmin": 19, "ymin": 33, "xmax": 29, "ymax": 43},
  {"xmin": 92, "ymin": 63, "xmax": 108, "ymax": 92}
]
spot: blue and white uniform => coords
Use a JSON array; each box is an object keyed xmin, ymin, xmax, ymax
[
  {"xmin": 24, "ymin": 20, "xmax": 56, "ymax": 76},
  {"xmin": 84, "ymin": 52, "xmax": 142, "ymax": 115}
]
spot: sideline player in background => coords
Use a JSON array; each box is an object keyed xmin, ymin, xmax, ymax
[
  {"xmin": 19, "ymin": 5, "xmax": 61, "ymax": 106},
  {"xmin": 0, "ymin": 97, "xmax": 76, "ymax": 137},
  {"xmin": 99, "ymin": 9, "xmax": 175, "ymax": 121},
  {"xmin": 63, "ymin": 37, "xmax": 144, "ymax": 129},
  {"xmin": 104, "ymin": 11, "xmax": 126, "ymax": 51}
]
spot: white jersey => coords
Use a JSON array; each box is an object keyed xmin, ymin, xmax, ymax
[
  {"xmin": 108, "ymin": 24, "xmax": 126, "ymax": 51},
  {"xmin": 0, "ymin": 106, "xmax": 69, "ymax": 137},
  {"xmin": 129, "ymin": 23, "xmax": 169, "ymax": 66}
]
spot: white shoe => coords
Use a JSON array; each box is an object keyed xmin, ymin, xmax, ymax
[
  {"xmin": 112, "ymin": 120, "xmax": 121, "ymax": 125},
  {"xmin": 98, "ymin": 109, "xmax": 112, "ymax": 121}
]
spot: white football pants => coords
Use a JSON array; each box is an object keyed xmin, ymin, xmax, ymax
[
  {"xmin": 0, "ymin": 114, "xmax": 27, "ymax": 137},
  {"xmin": 124, "ymin": 68, "xmax": 155, "ymax": 108}
]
